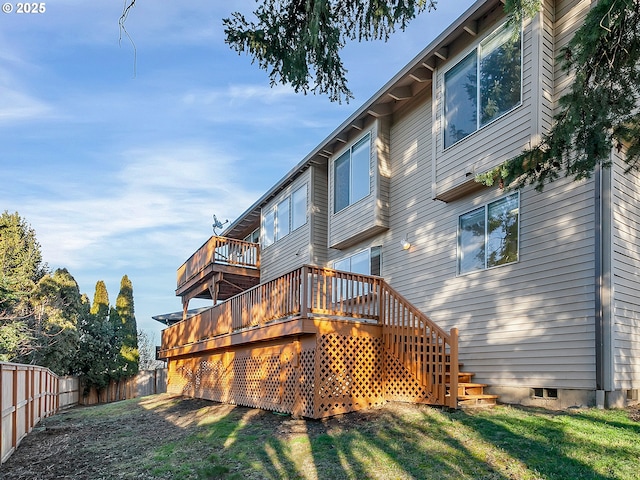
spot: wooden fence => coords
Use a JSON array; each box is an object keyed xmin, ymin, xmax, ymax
[
  {"xmin": 1, "ymin": 363, "xmax": 59, "ymax": 464},
  {"xmin": 1, "ymin": 364, "xmax": 167, "ymax": 465}
]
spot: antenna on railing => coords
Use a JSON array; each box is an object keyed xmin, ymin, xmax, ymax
[{"xmin": 212, "ymin": 214, "xmax": 229, "ymax": 235}]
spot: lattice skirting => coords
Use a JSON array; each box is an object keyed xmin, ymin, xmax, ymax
[{"xmin": 167, "ymin": 321, "xmax": 432, "ymax": 418}]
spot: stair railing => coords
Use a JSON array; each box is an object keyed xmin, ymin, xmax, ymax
[{"xmin": 379, "ymin": 282, "xmax": 458, "ymax": 408}]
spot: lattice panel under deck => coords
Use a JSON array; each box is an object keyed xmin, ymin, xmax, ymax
[
  {"xmin": 297, "ymin": 349, "xmax": 316, "ymax": 418},
  {"xmin": 170, "ymin": 347, "xmax": 310, "ymax": 415},
  {"xmin": 315, "ymin": 333, "xmax": 385, "ymax": 418},
  {"xmin": 230, "ymin": 354, "xmax": 283, "ymax": 408},
  {"xmin": 384, "ymin": 349, "xmax": 437, "ymax": 404},
  {"xmin": 167, "ymin": 359, "xmax": 196, "ymax": 396},
  {"xmin": 196, "ymin": 360, "xmax": 230, "ymax": 403}
]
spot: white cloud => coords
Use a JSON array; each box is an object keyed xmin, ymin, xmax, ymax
[
  {"xmin": 7, "ymin": 142, "xmax": 260, "ymax": 271},
  {"xmin": 0, "ymin": 87, "xmax": 52, "ymax": 122}
]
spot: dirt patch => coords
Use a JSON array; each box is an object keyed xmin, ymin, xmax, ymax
[{"xmin": 1, "ymin": 395, "xmax": 213, "ymax": 479}]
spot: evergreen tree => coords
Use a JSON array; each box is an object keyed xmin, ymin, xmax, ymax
[
  {"xmin": 77, "ymin": 280, "xmax": 115, "ymax": 393},
  {"xmin": 23, "ymin": 269, "xmax": 82, "ymax": 374},
  {"xmin": 90, "ymin": 280, "xmax": 110, "ymax": 321},
  {"xmin": 114, "ymin": 275, "xmax": 139, "ymax": 378},
  {"xmin": 0, "ymin": 211, "xmax": 48, "ymax": 361},
  {"xmin": 0, "ymin": 211, "xmax": 47, "ymax": 312}
]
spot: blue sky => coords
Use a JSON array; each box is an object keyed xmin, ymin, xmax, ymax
[{"xmin": 0, "ymin": 0, "xmax": 475, "ymax": 340}]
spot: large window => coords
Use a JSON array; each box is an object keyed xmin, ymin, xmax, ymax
[
  {"xmin": 262, "ymin": 209, "xmax": 275, "ymax": 247},
  {"xmin": 333, "ymin": 246, "xmax": 382, "ymax": 276},
  {"xmin": 444, "ymin": 22, "xmax": 522, "ymax": 148},
  {"xmin": 262, "ymin": 184, "xmax": 308, "ymax": 248},
  {"xmin": 458, "ymin": 193, "xmax": 519, "ymax": 274},
  {"xmin": 275, "ymin": 197, "xmax": 290, "ymax": 240},
  {"xmin": 332, "ymin": 247, "xmax": 382, "ymax": 300},
  {"xmin": 334, "ymin": 134, "xmax": 371, "ymax": 213},
  {"xmin": 291, "ymin": 184, "xmax": 307, "ymax": 230}
]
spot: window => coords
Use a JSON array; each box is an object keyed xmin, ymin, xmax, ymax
[
  {"xmin": 444, "ymin": 22, "xmax": 522, "ymax": 148},
  {"xmin": 261, "ymin": 184, "xmax": 308, "ymax": 247},
  {"xmin": 333, "ymin": 246, "xmax": 382, "ymax": 276},
  {"xmin": 332, "ymin": 247, "xmax": 382, "ymax": 300},
  {"xmin": 458, "ymin": 193, "xmax": 519, "ymax": 274},
  {"xmin": 244, "ymin": 228, "xmax": 260, "ymax": 244},
  {"xmin": 276, "ymin": 198, "xmax": 290, "ymax": 240},
  {"xmin": 262, "ymin": 209, "xmax": 275, "ymax": 247},
  {"xmin": 291, "ymin": 184, "xmax": 307, "ymax": 230},
  {"xmin": 334, "ymin": 134, "xmax": 371, "ymax": 213}
]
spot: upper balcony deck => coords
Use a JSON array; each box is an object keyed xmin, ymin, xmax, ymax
[{"xmin": 176, "ymin": 236, "xmax": 260, "ymax": 303}]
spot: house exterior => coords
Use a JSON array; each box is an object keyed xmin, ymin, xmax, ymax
[{"xmin": 157, "ymin": 0, "xmax": 640, "ymax": 412}]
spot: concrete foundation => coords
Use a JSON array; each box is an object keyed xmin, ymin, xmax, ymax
[{"xmin": 487, "ymin": 386, "xmax": 596, "ymax": 409}]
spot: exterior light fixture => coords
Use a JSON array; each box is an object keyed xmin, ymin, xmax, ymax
[{"xmin": 401, "ymin": 234, "xmax": 411, "ymax": 250}]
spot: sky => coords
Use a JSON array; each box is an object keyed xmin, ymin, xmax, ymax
[{"xmin": 0, "ymin": 0, "xmax": 476, "ymax": 341}]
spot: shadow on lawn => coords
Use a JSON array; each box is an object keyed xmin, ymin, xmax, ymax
[
  {"xmin": 172, "ymin": 402, "xmax": 510, "ymax": 479},
  {"xmin": 453, "ymin": 406, "xmax": 625, "ymax": 480},
  {"xmin": 145, "ymin": 399, "xmax": 636, "ymax": 480}
]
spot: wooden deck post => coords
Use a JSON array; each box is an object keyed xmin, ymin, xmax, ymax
[
  {"xmin": 300, "ymin": 266, "xmax": 308, "ymax": 318},
  {"xmin": 448, "ymin": 327, "xmax": 459, "ymax": 409}
]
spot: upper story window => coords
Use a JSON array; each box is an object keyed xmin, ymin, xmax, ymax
[
  {"xmin": 291, "ymin": 184, "xmax": 307, "ymax": 230},
  {"xmin": 334, "ymin": 133, "xmax": 371, "ymax": 213},
  {"xmin": 262, "ymin": 184, "xmax": 308, "ymax": 248},
  {"xmin": 458, "ymin": 192, "xmax": 519, "ymax": 275},
  {"xmin": 444, "ymin": 22, "xmax": 522, "ymax": 148},
  {"xmin": 276, "ymin": 197, "xmax": 290, "ymax": 240}
]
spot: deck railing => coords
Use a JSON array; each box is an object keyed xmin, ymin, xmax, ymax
[
  {"xmin": 176, "ymin": 236, "xmax": 260, "ymax": 288},
  {"xmin": 163, "ymin": 266, "xmax": 382, "ymax": 349},
  {"xmin": 162, "ymin": 264, "xmax": 458, "ymax": 407}
]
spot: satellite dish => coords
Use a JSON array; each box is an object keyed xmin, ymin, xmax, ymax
[{"xmin": 212, "ymin": 214, "xmax": 229, "ymax": 235}]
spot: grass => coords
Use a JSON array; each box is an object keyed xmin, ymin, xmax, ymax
[{"xmin": 14, "ymin": 395, "xmax": 640, "ymax": 480}]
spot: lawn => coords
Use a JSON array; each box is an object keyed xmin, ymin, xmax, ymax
[{"xmin": 2, "ymin": 394, "xmax": 639, "ymax": 479}]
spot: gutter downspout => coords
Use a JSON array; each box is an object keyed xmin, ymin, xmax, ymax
[{"xmin": 594, "ymin": 161, "xmax": 613, "ymax": 408}]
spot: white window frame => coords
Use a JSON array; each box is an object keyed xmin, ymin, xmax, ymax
[
  {"xmin": 457, "ymin": 192, "xmax": 520, "ymax": 275},
  {"xmin": 443, "ymin": 21, "xmax": 523, "ymax": 149},
  {"xmin": 333, "ymin": 133, "xmax": 371, "ymax": 214}
]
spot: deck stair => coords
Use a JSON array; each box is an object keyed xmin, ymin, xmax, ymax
[{"xmin": 448, "ymin": 367, "xmax": 498, "ymax": 408}]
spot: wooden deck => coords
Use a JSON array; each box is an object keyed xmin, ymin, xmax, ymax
[
  {"xmin": 160, "ymin": 265, "xmax": 499, "ymax": 417},
  {"xmin": 176, "ymin": 236, "xmax": 260, "ymax": 309}
]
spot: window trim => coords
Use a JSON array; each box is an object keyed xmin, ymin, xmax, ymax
[
  {"xmin": 457, "ymin": 192, "xmax": 520, "ymax": 275},
  {"xmin": 443, "ymin": 21, "xmax": 523, "ymax": 150},
  {"xmin": 333, "ymin": 132, "xmax": 372, "ymax": 214}
]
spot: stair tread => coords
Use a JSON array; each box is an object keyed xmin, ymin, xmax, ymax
[
  {"xmin": 457, "ymin": 394, "xmax": 498, "ymax": 399},
  {"xmin": 457, "ymin": 382, "xmax": 487, "ymax": 387}
]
